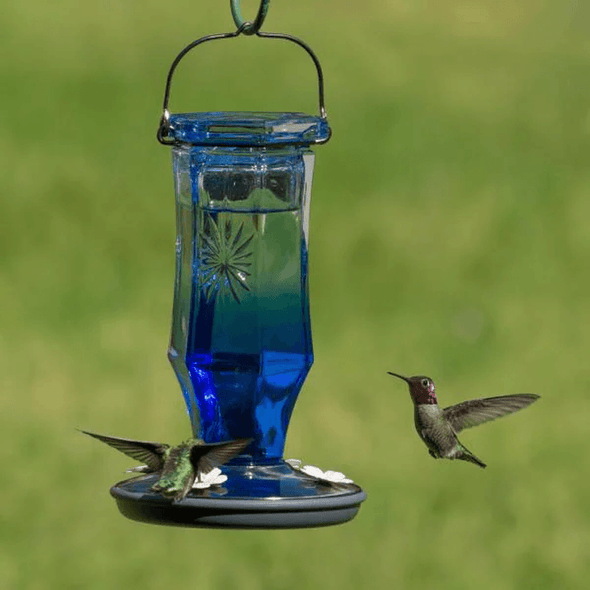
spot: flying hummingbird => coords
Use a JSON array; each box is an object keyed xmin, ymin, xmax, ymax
[
  {"xmin": 387, "ymin": 373, "xmax": 539, "ymax": 468},
  {"xmin": 81, "ymin": 430, "xmax": 252, "ymax": 500}
]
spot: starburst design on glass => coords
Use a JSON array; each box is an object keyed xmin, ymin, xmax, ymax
[{"xmin": 199, "ymin": 214, "xmax": 254, "ymax": 303}]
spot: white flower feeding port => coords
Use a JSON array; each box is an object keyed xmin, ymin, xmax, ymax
[
  {"xmin": 286, "ymin": 460, "xmax": 354, "ymax": 485},
  {"xmin": 193, "ymin": 468, "xmax": 227, "ymax": 489}
]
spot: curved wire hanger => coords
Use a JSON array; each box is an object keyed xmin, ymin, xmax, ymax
[{"xmin": 157, "ymin": 0, "xmax": 328, "ymax": 145}]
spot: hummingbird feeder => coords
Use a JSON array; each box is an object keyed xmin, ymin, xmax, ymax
[{"xmin": 110, "ymin": 0, "xmax": 366, "ymax": 528}]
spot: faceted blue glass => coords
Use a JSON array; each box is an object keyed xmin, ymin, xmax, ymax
[{"xmin": 168, "ymin": 112, "xmax": 325, "ymax": 461}]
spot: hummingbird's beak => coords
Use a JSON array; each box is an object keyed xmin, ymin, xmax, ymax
[{"xmin": 387, "ymin": 372, "xmax": 410, "ymax": 384}]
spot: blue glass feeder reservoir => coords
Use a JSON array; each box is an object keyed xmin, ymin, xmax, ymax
[{"xmin": 168, "ymin": 112, "xmax": 323, "ymax": 460}]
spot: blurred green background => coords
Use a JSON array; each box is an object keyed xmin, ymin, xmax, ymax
[{"xmin": 2, "ymin": 1, "xmax": 589, "ymax": 588}]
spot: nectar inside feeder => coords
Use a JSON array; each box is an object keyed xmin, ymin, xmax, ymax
[{"xmin": 110, "ymin": 8, "xmax": 366, "ymax": 529}]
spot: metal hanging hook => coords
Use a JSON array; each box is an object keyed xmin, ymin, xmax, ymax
[{"xmin": 230, "ymin": 0, "xmax": 270, "ymax": 35}]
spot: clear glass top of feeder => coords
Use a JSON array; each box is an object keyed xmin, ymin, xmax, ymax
[{"xmin": 167, "ymin": 112, "xmax": 331, "ymax": 146}]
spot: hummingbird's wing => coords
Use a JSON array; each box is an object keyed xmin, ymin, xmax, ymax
[
  {"xmin": 443, "ymin": 394, "xmax": 540, "ymax": 433},
  {"xmin": 191, "ymin": 438, "xmax": 253, "ymax": 474},
  {"xmin": 80, "ymin": 430, "xmax": 169, "ymax": 471}
]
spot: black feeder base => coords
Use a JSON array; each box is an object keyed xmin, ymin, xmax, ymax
[{"xmin": 110, "ymin": 462, "xmax": 367, "ymax": 529}]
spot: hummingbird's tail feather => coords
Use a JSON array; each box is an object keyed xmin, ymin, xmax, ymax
[
  {"xmin": 177, "ymin": 473, "xmax": 198, "ymax": 501},
  {"xmin": 456, "ymin": 447, "xmax": 487, "ymax": 469}
]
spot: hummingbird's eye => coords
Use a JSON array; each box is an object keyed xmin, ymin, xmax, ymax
[{"xmin": 421, "ymin": 379, "xmax": 429, "ymax": 388}]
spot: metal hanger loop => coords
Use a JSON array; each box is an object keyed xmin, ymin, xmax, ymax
[{"xmin": 230, "ymin": 0, "xmax": 270, "ymax": 36}]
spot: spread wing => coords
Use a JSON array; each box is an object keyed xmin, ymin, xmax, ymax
[
  {"xmin": 192, "ymin": 438, "xmax": 253, "ymax": 474},
  {"xmin": 443, "ymin": 394, "xmax": 540, "ymax": 433},
  {"xmin": 80, "ymin": 430, "xmax": 168, "ymax": 471}
]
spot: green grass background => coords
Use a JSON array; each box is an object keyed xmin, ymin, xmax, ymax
[{"xmin": 2, "ymin": 1, "xmax": 589, "ymax": 588}]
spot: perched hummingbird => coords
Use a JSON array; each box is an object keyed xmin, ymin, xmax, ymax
[
  {"xmin": 81, "ymin": 430, "xmax": 252, "ymax": 500},
  {"xmin": 387, "ymin": 373, "xmax": 540, "ymax": 468}
]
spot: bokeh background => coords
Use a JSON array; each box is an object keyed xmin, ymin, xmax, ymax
[{"xmin": 2, "ymin": 1, "xmax": 589, "ymax": 588}]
